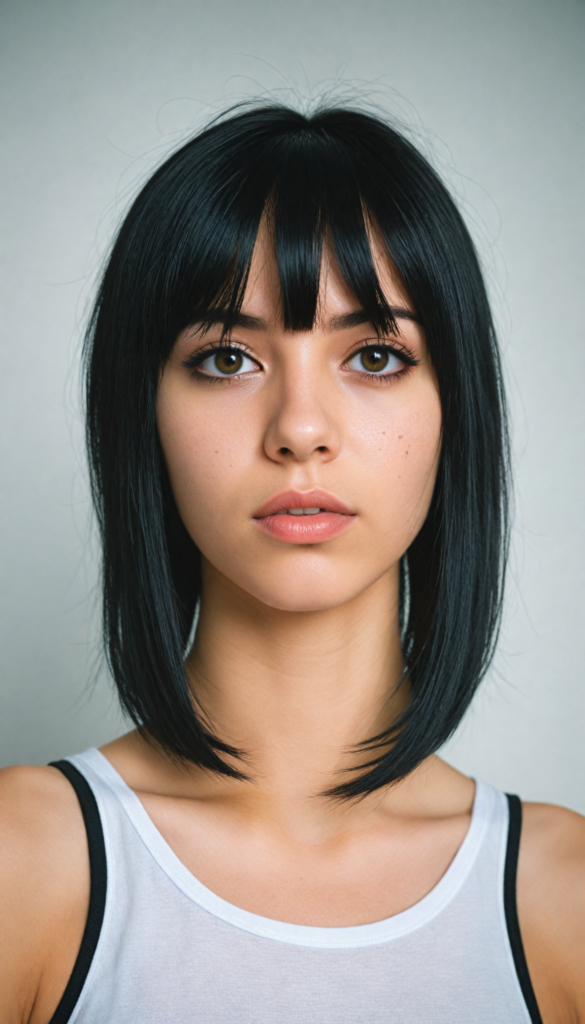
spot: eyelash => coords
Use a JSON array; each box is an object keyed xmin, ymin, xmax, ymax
[
  {"xmin": 182, "ymin": 339, "xmax": 420, "ymax": 385},
  {"xmin": 344, "ymin": 340, "xmax": 419, "ymax": 385},
  {"xmin": 182, "ymin": 341, "xmax": 256, "ymax": 385}
]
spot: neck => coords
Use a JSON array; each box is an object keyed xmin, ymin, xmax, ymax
[{"xmin": 186, "ymin": 558, "xmax": 407, "ymax": 813}]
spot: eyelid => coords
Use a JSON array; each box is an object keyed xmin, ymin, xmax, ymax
[
  {"xmin": 181, "ymin": 339, "xmax": 261, "ymax": 370},
  {"xmin": 343, "ymin": 338, "xmax": 420, "ymax": 367},
  {"xmin": 180, "ymin": 338, "xmax": 420, "ymax": 374}
]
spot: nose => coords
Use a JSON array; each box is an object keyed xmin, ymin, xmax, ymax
[{"xmin": 263, "ymin": 371, "xmax": 341, "ymax": 465}]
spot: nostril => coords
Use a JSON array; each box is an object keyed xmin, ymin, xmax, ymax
[
  {"xmin": 279, "ymin": 447, "xmax": 290, "ymax": 455},
  {"xmin": 317, "ymin": 446, "xmax": 327, "ymax": 453}
]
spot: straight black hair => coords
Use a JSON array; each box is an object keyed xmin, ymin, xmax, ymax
[{"xmin": 85, "ymin": 103, "xmax": 509, "ymax": 797}]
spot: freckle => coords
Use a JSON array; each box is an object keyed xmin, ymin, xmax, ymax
[
  {"xmin": 398, "ymin": 435, "xmax": 403, "ymax": 440},
  {"xmin": 214, "ymin": 450, "xmax": 218, "ymax": 455}
]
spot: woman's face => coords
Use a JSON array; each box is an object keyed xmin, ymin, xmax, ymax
[{"xmin": 157, "ymin": 232, "xmax": 442, "ymax": 612}]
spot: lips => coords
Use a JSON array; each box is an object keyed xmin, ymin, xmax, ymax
[
  {"xmin": 254, "ymin": 489, "xmax": 354, "ymax": 519},
  {"xmin": 253, "ymin": 489, "xmax": 356, "ymax": 545}
]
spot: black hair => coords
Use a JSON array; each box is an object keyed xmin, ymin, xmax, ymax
[{"xmin": 84, "ymin": 103, "xmax": 509, "ymax": 797}]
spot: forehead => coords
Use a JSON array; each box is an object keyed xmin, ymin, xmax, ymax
[{"xmin": 242, "ymin": 224, "xmax": 415, "ymax": 326}]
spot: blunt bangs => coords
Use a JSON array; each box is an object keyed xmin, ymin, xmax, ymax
[
  {"xmin": 121, "ymin": 111, "xmax": 401, "ymax": 354},
  {"xmin": 85, "ymin": 104, "xmax": 509, "ymax": 796}
]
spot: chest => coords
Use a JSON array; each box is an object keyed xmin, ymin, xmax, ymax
[{"xmin": 138, "ymin": 794, "xmax": 472, "ymax": 926}]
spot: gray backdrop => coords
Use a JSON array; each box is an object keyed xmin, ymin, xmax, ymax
[{"xmin": 1, "ymin": 0, "xmax": 584, "ymax": 812}]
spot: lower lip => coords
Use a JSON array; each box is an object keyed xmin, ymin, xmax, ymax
[{"xmin": 254, "ymin": 512, "xmax": 355, "ymax": 544}]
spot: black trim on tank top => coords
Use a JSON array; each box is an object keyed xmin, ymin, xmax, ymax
[
  {"xmin": 47, "ymin": 760, "xmax": 107, "ymax": 1024},
  {"xmin": 504, "ymin": 794, "xmax": 543, "ymax": 1024}
]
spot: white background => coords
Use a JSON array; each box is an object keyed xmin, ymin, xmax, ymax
[{"xmin": 1, "ymin": 0, "xmax": 584, "ymax": 812}]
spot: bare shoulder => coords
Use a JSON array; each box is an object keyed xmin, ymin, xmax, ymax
[
  {"xmin": 0, "ymin": 763, "xmax": 87, "ymax": 871},
  {"xmin": 0, "ymin": 765, "xmax": 90, "ymax": 1024},
  {"xmin": 0, "ymin": 761, "xmax": 81, "ymax": 825},
  {"xmin": 520, "ymin": 801, "xmax": 585, "ymax": 913},
  {"xmin": 517, "ymin": 801, "xmax": 585, "ymax": 1023}
]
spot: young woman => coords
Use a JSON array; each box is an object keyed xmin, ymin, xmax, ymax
[{"xmin": 1, "ymin": 104, "xmax": 583, "ymax": 1024}]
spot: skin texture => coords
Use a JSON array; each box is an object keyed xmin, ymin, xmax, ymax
[
  {"xmin": 1, "ymin": 233, "xmax": 584, "ymax": 1023},
  {"xmin": 0, "ymin": 766, "xmax": 89, "ymax": 1024},
  {"xmin": 158, "ymin": 236, "xmax": 441, "ymax": 617}
]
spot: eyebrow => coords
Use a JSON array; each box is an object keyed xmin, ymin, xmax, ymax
[
  {"xmin": 187, "ymin": 310, "xmax": 268, "ymax": 333},
  {"xmin": 188, "ymin": 306, "xmax": 420, "ymax": 334},
  {"xmin": 326, "ymin": 308, "xmax": 420, "ymax": 329}
]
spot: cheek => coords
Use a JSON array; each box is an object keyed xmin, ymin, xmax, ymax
[
  {"xmin": 156, "ymin": 385, "xmax": 258, "ymax": 542},
  {"xmin": 354, "ymin": 387, "xmax": 441, "ymax": 544}
]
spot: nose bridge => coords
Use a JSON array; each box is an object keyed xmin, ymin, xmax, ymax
[{"xmin": 264, "ymin": 342, "xmax": 340, "ymax": 462}]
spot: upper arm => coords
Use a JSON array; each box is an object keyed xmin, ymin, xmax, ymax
[
  {"xmin": 517, "ymin": 801, "xmax": 585, "ymax": 1024},
  {"xmin": 0, "ymin": 765, "xmax": 90, "ymax": 1024}
]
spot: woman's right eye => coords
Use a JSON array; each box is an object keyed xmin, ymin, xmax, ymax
[{"xmin": 189, "ymin": 348, "xmax": 259, "ymax": 377}]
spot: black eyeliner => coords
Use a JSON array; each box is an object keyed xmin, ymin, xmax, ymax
[
  {"xmin": 181, "ymin": 339, "xmax": 252, "ymax": 371},
  {"xmin": 347, "ymin": 341, "xmax": 421, "ymax": 367}
]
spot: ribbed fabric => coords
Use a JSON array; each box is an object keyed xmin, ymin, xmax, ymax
[{"xmin": 56, "ymin": 748, "xmax": 535, "ymax": 1023}]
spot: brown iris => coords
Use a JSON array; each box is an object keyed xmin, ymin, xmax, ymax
[
  {"xmin": 359, "ymin": 347, "xmax": 389, "ymax": 372},
  {"xmin": 214, "ymin": 351, "xmax": 243, "ymax": 374}
]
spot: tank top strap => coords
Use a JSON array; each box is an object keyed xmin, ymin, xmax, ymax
[{"xmin": 47, "ymin": 756, "xmax": 108, "ymax": 1024}]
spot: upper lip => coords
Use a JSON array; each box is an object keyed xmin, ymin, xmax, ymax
[{"xmin": 254, "ymin": 489, "xmax": 355, "ymax": 518}]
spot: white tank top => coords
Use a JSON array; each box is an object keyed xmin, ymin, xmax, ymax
[{"xmin": 48, "ymin": 748, "xmax": 543, "ymax": 1024}]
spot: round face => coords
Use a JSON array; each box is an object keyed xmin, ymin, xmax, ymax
[{"xmin": 157, "ymin": 232, "xmax": 442, "ymax": 613}]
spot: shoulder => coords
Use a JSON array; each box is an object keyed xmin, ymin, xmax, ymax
[
  {"xmin": 0, "ymin": 760, "xmax": 80, "ymax": 817},
  {"xmin": 521, "ymin": 799, "xmax": 585, "ymax": 867},
  {"xmin": 0, "ymin": 765, "xmax": 90, "ymax": 1024},
  {"xmin": 519, "ymin": 800, "xmax": 585, "ymax": 920},
  {"xmin": 0, "ymin": 763, "xmax": 88, "ymax": 869},
  {"xmin": 520, "ymin": 801, "xmax": 585, "ymax": 911},
  {"xmin": 517, "ymin": 800, "xmax": 585, "ymax": 1022}
]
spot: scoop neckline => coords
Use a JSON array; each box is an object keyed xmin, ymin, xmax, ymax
[{"xmin": 75, "ymin": 746, "xmax": 494, "ymax": 950}]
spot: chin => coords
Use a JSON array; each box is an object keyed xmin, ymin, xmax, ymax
[
  {"xmin": 234, "ymin": 564, "xmax": 373, "ymax": 614},
  {"xmin": 255, "ymin": 590, "xmax": 354, "ymax": 613}
]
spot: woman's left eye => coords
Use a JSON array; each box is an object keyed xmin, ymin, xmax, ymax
[
  {"xmin": 195, "ymin": 349, "xmax": 258, "ymax": 377},
  {"xmin": 347, "ymin": 346, "xmax": 404, "ymax": 376}
]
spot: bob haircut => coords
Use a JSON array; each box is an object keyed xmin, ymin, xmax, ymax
[{"xmin": 85, "ymin": 104, "xmax": 509, "ymax": 798}]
